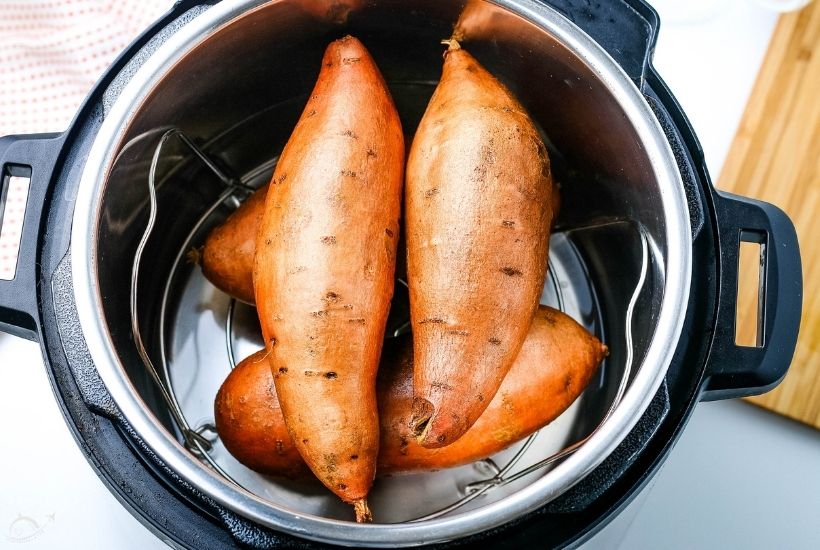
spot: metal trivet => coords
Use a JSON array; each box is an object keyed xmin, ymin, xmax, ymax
[{"xmin": 129, "ymin": 128, "xmax": 648, "ymax": 522}]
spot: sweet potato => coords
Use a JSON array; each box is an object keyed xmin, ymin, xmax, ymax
[
  {"xmin": 215, "ymin": 307, "xmax": 605, "ymax": 477},
  {"xmin": 405, "ymin": 40, "xmax": 555, "ymax": 448},
  {"xmin": 200, "ymin": 186, "xmax": 268, "ymax": 305},
  {"xmin": 253, "ymin": 36, "xmax": 404, "ymax": 522}
]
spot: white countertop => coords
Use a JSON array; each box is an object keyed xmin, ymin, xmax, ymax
[{"xmin": 2, "ymin": 1, "xmax": 818, "ymax": 548}]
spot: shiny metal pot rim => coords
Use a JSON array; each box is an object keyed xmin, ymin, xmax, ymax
[{"xmin": 71, "ymin": 0, "xmax": 692, "ymax": 546}]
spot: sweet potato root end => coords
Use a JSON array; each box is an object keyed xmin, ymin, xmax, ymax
[
  {"xmin": 410, "ymin": 397, "xmax": 434, "ymax": 443},
  {"xmin": 441, "ymin": 38, "xmax": 462, "ymax": 53},
  {"xmin": 353, "ymin": 499, "xmax": 372, "ymax": 523},
  {"xmin": 186, "ymin": 246, "xmax": 202, "ymax": 265}
]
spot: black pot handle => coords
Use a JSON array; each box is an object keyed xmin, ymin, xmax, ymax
[
  {"xmin": 700, "ymin": 192, "xmax": 802, "ymax": 401},
  {"xmin": 0, "ymin": 133, "xmax": 63, "ymax": 341}
]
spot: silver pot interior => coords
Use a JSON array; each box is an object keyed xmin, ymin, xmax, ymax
[{"xmin": 82, "ymin": 0, "xmax": 684, "ymax": 542}]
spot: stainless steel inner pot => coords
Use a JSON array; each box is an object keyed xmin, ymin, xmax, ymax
[{"xmin": 70, "ymin": 0, "xmax": 691, "ymax": 546}]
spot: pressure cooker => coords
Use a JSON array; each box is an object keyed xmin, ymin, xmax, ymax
[{"xmin": 0, "ymin": 0, "xmax": 802, "ymax": 547}]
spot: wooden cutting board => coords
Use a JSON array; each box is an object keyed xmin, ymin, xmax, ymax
[{"xmin": 718, "ymin": 2, "xmax": 819, "ymax": 428}]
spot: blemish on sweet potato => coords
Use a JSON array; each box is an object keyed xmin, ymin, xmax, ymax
[
  {"xmin": 324, "ymin": 453, "xmax": 338, "ymax": 473},
  {"xmin": 471, "ymin": 163, "xmax": 488, "ymax": 184},
  {"xmin": 320, "ymin": 235, "xmax": 337, "ymax": 245},
  {"xmin": 418, "ymin": 317, "xmax": 445, "ymax": 325},
  {"xmin": 500, "ymin": 266, "xmax": 523, "ymax": 277},
  {"xmin": 501, "ymin": 392, "xmax": 514, "ymax": 413}
]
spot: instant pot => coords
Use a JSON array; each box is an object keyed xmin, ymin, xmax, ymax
[{"xmin": 0, "ymin": 0, "xmax": 803, "ymax": 548}]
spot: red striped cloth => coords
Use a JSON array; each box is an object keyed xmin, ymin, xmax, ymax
[{"xmin": 0, "ymin": 0, "xmax": 171, "ymax": 278}]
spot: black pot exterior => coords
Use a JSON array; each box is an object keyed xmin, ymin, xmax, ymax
[{"xmin": 0, "ymin": 0, "xmax": 801, "ymax": 548}]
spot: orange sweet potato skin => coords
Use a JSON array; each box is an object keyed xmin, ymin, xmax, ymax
[
  {"xmin": 405, "ymin": 43, "xmax": 555, "ymax": 448},
  {"xmin": 213, "ymin": 349, "xmax": 306, "ymax": 479},
  {"xmin": 215, "ymin": 307, "xmax": 606, "ymax": 476},
  {"xmin": 201, "ymin": 186, "xmax": 268, "ymax": 305},
  {"xmin": 253, "ymin": 36, "xmax": 404, "ymax": 511}
]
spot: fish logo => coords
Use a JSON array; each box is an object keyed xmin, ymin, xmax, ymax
[{"xmin": 5, "ymin": 513, "xmax": 55, "ymax": 544}]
